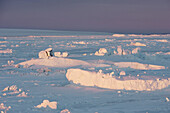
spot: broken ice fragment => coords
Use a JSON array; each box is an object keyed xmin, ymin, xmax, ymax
[{"xmin": 35, "ymin": 100, "xmax": 57, "ymax": 109}]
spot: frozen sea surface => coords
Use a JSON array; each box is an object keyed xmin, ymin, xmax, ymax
[{"xmin": 0, "ymin": 29, "xmax": 170, "ymax": 113}]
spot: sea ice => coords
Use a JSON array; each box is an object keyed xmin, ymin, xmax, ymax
[
  {"xmin": 112, "ymin": 34, "xmax": 126, "ymax": 37},
  {"xmin": 130, "ymin": 42, "xmax": 146, "ymax": 46},
  {"xmin": 0, "ymin": 103, "xmax": 11, "ymax": 113},
  {"xmin": 60, "ymin": 109, "xmax": 71, "ymax": 113},
  {"xmin": 113, "ymin": 62, "xmax": 165, "ymax": 70},
  {"xmin": 95, "ymin": 48, "xmax": 108, "ymax": 56},
  {"xmin": 54, "ymin": 52, "xmax": 69, "ymax": 57},
  {"xmin": 19, "ymin": 57, "xmax": 91, "ymax": 68},
  {"xmin": 119, "ymin": 71, "xmax": 126, "ymax": 75},
  {"xmin": 39, "ymin": 48, "xmax": 53, "ymax": 59},
  {"xmin": 131, "ymin": 47, "xmax": 141, "ymax": 54},
  {"xmin": 166, "ymin": 97, "xmax": 170, "ymax": 102},
  {"xmin": 0, "ymin": 49, "xmax": 12, "ymax": 53},
  {"xmin": 35, "ymin": 100, "xmax": 57, "ymax": 109},
  {"xmin": 66, "ymin": 69, "xmax": 170, "ymax": 91},
  {"xmin": 17, "ymin": 92, "xmax": 28, "ymax": 97}
]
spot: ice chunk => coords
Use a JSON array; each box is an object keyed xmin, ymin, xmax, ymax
[
  {"xmin": 17, "ymin": 92, "xmax": 28, "ymax": 97},
  {"xmin": 60, "ymin": 109, "xmax": 71, "ymax": 113},
  {"xmin": 166, "ymin": 97, "xmax": 170, "ymax": 102},
  {"xmin": 54, "ymin": 52, "xmax": 61, "ymax": 57},
  {"xmin": 114, "ymin": 46, "xmax": 129, "ymax": 55},
  {"xmin": 130, "ymin": 42, "xmax": 146, "ymax": 46},
  {"xmin": 95, "ymin": 48, "xmax": 107, "ymax": 56},
  {"xmin": 39, "ymin": 48, "xmax": 53, "ymax": 59},
  {"xmin": 120, "ymin": 71, "xmax": 126, "ymax": 75},
  {"xmin": 132, "ymin": 47, "xmax": 141, "ymax": 54},
  {"xmin": 164, "ymin": 52, "xmax": 170, "ymax": 55},
  {"xmin": 54, "ymin": 52, "xmax": 69, "ymax": 57},
  {"xmin": 35, "ymin": 100, "xmax": 57, "ymax": 109},
  {"xmin": 62, "ymin": 52, "xmax": 69, "ymax": 57},
  {"xmin": 2, "ymin": 87, "xmax": 9, "ymax": 92},
  {"xmin": 0, "ymin": 103, "xmax": 11, "ymax": 112},
  {"xmin": 72, "ymin": 41, "xmax": 86, "ymax": 44},
  {"xmin": 0, "ymin": 49, "xmax": 12, "ymax": 53},
  {"xmin": 66, "ymin": 69, "xmax": 170, "ymax": 91},
  {"xmin": 3, "ymin": 85, "xmax": 17, "ymax": 91},
  {"xmin": 153, "ymin": 39, "xmax": 168, "ymax": 42},
  {"xmin": 117, "ymin": 46, "xmax": 123, "ymax": 55}
]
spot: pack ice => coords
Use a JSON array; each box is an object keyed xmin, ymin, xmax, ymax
[{"xmin": 66, "ymin": 69, "xmax": 170, "ymax": 91}]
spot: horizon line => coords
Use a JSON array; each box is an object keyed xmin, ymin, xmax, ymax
[{"xmin": 0, "ymin": 27, "xmax": 170, "ymax": 35}]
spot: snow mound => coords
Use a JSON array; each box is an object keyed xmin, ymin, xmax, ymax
[
  {"xmin": 66, "ymin": 69, "xmax": 170, "ymax": 91},
  {"xmin": 17, "ymin": 92, "xmax": 28, "ymax": 97},
  {"xmin": 114, "ymin": 46, "xmax": 123, "ymax": 55},
  {"xmin": 95, "ymin": 48, "xmax": 108, "ymax": 56},
  {"xmin": 131, "ymin": 47, "xmax": 141, "ymax": 54},
  {"xmin": 113, "ymin": 46, "xmax": 140, "ymax": 55},
  {"xmin": 128, "ymin": 34, "xmax": 170, "ymax": 37},
  {"xmin": 0, "ymin": 49, "xmax": 12, "ymax": 53},
  {"xmin": 35, "ymin": 100, "xmax": 57, "ymax": 109},
  {"xmin": 164, "ymin": 52, "xmax": 170, "ymax": 55},
  {"xmin": 119, "ymin": 71, "xmax": 126, "ymax": 75},
  {"xmin": 130, "ymin": 42, "xmax": 146, "ymax": 46},
  {"xmin": 0, "ymin": 41, "xmax": 8, "ymax": 43},
  {"xmin": 72, "ymin": 41, "xmax": 87, "ymax": 44},
  {"xmin": 19, "ymin": 57, "xmax": 91, "ymax": 68},
  {"xmin": 112, "ymin": 34, "xmax": 126, "ymax": 37},
  {"xmin": 0, "ymin": 45, "xmax": 6, "ymax": 47},
  {"xmin": 114, "ymin": 62, "xmax": 165, "ymax": 70},
  {"xmin": 153, "ymin": 39, "xmax": 168, "ymax": 42},
  {"xmin": 54, "ymin": 52, "xmax": 69, "ymax": 57},
  {"xmin": 60, "ymin": 109, "xmax": 71, "ymax": 113},
  {"xmin": 3, "ymin": 85, "xmax": 17, "ymax": 91},
  {"xmin": 0, "ymin": 103, "xmax": 11, "ymax": 112}
]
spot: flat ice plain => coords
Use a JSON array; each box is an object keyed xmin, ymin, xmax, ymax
[{"xmin": 0, "ymin": 29, "xmax": 170, "ymax": 113}]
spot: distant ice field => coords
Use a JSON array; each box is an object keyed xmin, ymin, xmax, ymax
[{"xmin": 0, "ymin": 29, "xmax": 170, "ymax": 113}]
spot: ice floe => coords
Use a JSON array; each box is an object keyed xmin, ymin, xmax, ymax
[
  {"xmin": 113, "ymin": 62, "xmax": 165, "ymax": 70},
  {"xmin": 19, "ymin": 57, "xmax": 91, "ymax": 68},
  {"xmin": 66, "ymin": 69, "xmax": 170, "ymax": 91}
]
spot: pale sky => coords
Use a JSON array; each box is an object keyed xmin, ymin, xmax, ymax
[{"xmin": 0, "ymin": 0, "xmax": 170, "ymax": 33}]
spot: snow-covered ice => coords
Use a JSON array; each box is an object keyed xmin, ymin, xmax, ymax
[
  {"xmin": 35, "ymin": 100, "xmax": 57, "ymax": 109},
  {"xmin": 18, "ymin": 57, "xmax": 91, "ymax": 68},
  {"xmin": 0, "ymin": 49, "xmax": 12, "ymax": 53},
  {"xmin": 0, "ymin": 29, "xmax": 170, "ymax": 113},
  {"xmin": 94, "ymin": 48, "xmax": 108, "ymax": 56},
  {"xmin": 66, "ymin": 68, "xmax": 170, "ymax": 91}
]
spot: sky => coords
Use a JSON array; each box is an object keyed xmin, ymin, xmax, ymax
[{"xmin": 0, "ymin": 0, "xmax": 170, "ymax": 34}]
